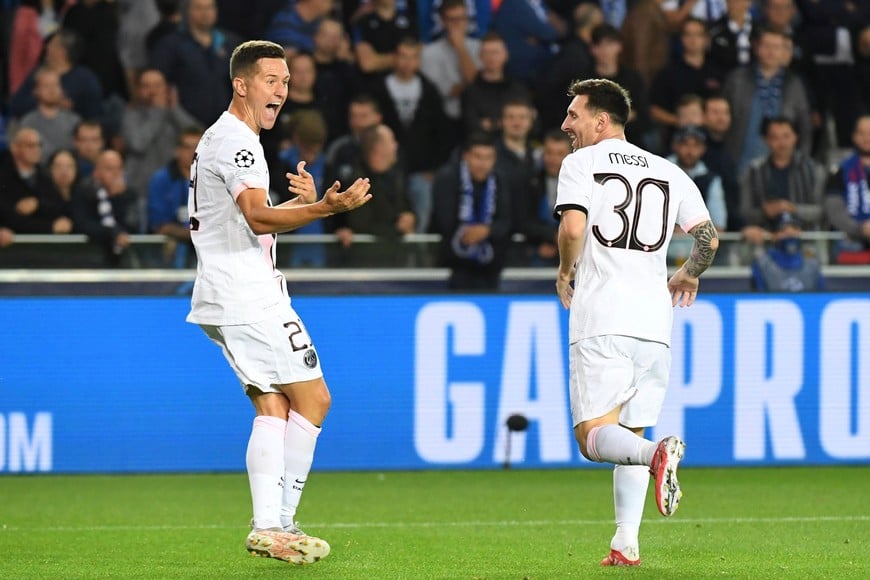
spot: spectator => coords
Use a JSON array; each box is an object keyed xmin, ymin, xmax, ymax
[
  {"xmin": 671, "ymin": 125, "xmax": 727, "ymax": 229},
  {"xmin": 702, "ymin": 94, "xmax": 742, "ymax": 230},
  {"xmin": 858, "ymin": 26, "xmax": 870, "ymax": 116},
  {"xmin": 589, "ymin": 23, "xmax": 650, "ymax": 146},
  {"xmin": 494, "ymin": 96, "xmax": 540, "ymax": 234},
  {"xmin": 330, "ymin": 124, "xmax": 415, "ymax": 263},
  {"xmin": 71, "ymin": 119, "xmax": 105, "ymax": 180},
  {"xmin": 372, "ymin": 36, "xmax": 450, "ymax": 232},
  {"xmin": 71, "ymin": 149, "xmax": 139, "ymax": 265},
  {"xmin": 146, "ymin": 126, "xmax": 202, "ymax": 268},
  {"xmin": 313, "ymin": 17, "xmax": 361, "ymax": 141},
  {"xmin": 120, "ymin": 68, "xmax": 198, "ymax": 215},
  {"xmin": 666, "ymin": 125, "xmax": 727, "ymax": 264},
  {"xmin": 422, "ymin": 0, "xmax": 485, "ymax": 41},
  {"xmin": 723, "ymin": 27, "xmax": 812, "ymax": 173},
  {"xmin": 761, "ymin": 0, "xmax": 814, "ymax": 83},
  {"xmin": 537, "ymin": 1, "xmax": 601, "ymax": 133},
  {"xmin": 323, "ymin": 94, "xmax": 383, "ymax": 190},
  {"xmin": 619, "ymin": 0, "xmax": 669, "ymax": 87},
  {"xmin": 661, "ymin": 0, "xmax": 727, "ymax": 31},
  {"xmin": 491, "ymin": 0, "xmax": 563, "ymax": 87},
  {"xmin": 9, "ymin": 28, "xmax": 104, "ymax": 121},
  {"xmin": 461, "ymin": 32, "xmax": 530, "ymax": 138},
  {"xmin": 750, "ymin": 211, "xmax": 824, "ymax": 291},
  {"xmin": 517, "ymin": 128, "xmax": 570, "ymax": 266},
  {"xmin": 0, "ymin": 127, "xmax": 73, "ymax": 236},
  {"xmin": 149, "ymin": 0, "xmax": 242, "ymax": 127},
  {"xmin": 740, "ymin": 116, "xmax": 826, "ymax": 245},
  {"xmin": 420, "ymin": 0, "xmax": 482, "ymax": 141},
  {"xmin": 824, "ymin": 115, "xmax": 870, "ymax": 264},
  {"xmin": 431, "ymin": 130, "xmax": 512, "ymax": 290},
  {"xmin": 215, "ymin": 0, "xmax": 285, "ymax": 40},
  {"xmin": 264, "ymin": 0, "xmax": 334, "ymax": 59},
  {"xmin": 675, "ymin": 93, "xmax": 705, "ymax": 128},
  {"xmin": 146, "ymin": 0, "xmax": 183, "ymax": 55},
  {"xmin": 278, "ymin": 110, "xmax": 330, "ymax": 267},
  {"xmin": 62, "ymin": 0, "xmax": 128, "ymax": 102},
  {"xmin": 797, "ymin": 0, "xmax": 870, "ymax": 147},
  {"xmin": 6, "ymin": 0, "xmax": 66, "ymax": 97},
  {"xmin": 650, "ymin": 18, "xmax": 725, "ymax": 135},
  {"xmin": 353, "ymin": 0, "xmax": 419, "ymax": 80},
  {"xmin": 46, "ymin": 148, "xmax": 78, "ymax": 206},
  {"xmin": 15, "ymin": 66, "xmax": 81, "ymax": 161},
  {"xmin": 117, "ymin": 0, "xmax": 160, "ymax": 91},
  {"xmin": 707, "ymin": 0, "xmax": 756, "ymax": 73}
]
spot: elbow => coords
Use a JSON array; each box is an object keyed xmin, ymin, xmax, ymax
[{"xmin": 246, "ymin": 219, "xmax": 273, "ymax": 236}]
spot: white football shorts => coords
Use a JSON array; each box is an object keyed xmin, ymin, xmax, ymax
[
  {"xmin": 200, "ymin": 306, "xmax": 323, "ymax": 394},
  {"xmin": 569, "ymin": 335, "xmax": 670, "ymax": 428}
]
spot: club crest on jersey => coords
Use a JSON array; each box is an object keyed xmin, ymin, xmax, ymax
[
  {"xmin": 303, "ymin": 349, "xmax": 318, "ymax": 369},
  {"xmin": 234, "ymin": 149, "xmax": 255, "ymax": 168}
]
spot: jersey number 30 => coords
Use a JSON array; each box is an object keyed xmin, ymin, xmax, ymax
[{"xmin": 592, "ymin": 172, "xmax": 670, "ymax": 252}]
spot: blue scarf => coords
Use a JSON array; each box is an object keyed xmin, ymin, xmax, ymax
[
  {"xmin": 452, "ymin": 161, "xmax": 496, "ymax": 264},
  {"xmin": 755, "ymin": 66, "xmax": 784, "ymax": 119},
  {"xmin": 840, "ymin": 153, "xmax": 870, "ymax": 221}
]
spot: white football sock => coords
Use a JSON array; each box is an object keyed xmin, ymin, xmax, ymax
[
  {"xmin": 610, "ymin": 464, "xmax": 650, "ymax": 557},
  {"xmin": 246, "ymin": 415, "xmax": 287, "ymax": 530},
  {"xmin": 586, "ymin": 424, "xmax": 656, "ymax": 465},
  {"xmin": 280, "ymin": 409, "xmax": 321, "ymax": 530}
]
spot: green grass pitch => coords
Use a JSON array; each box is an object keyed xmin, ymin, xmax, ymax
[{"xmin": 1, "ymin": 466, "xmax": 867, "ymax": 579}]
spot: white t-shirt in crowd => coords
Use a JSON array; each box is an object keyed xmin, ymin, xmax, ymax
[
  {"xmin": 555, "ymin": 137, "xmax": 710, "ymax": 347},
  {"xmin": 187, "ymin": 112, "xmax": 289, "ymax": 326}
]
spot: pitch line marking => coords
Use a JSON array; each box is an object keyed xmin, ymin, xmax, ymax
[{"xmin": 2, "ymin": 515, "xmax": 868, "ymax": 533}]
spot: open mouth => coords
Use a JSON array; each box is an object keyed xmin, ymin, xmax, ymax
[{"xmin": 266, "ymin": 102, "xmax": 281, "ymax": 111}]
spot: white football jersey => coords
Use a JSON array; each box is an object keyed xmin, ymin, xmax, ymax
[
  {"xmin": 555, "ymin": 138, "xmax": 710, "ymax": 346},
  {"xmin": 186, "ymin": 112, "xmax": 289, "ymax": 325}
]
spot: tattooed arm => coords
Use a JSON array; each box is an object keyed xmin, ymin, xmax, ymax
[
  {"xmin": 668, "ymin": 219, "xmax": 719, "ymax": 307},
  {"xmin": 684, "ymin": 219, "xmax": 719, "ymax": 277}
]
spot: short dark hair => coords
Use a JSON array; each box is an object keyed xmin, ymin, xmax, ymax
[
  {"xmin": 229, "ymin": 40, "xmax": 286, "ymax": 80},
  {"xmin": 543, "ymin": 128, "xmax": 572, "ymax": 146},
  {"xmin": 761, "ymin": 115, "xmax": 797, "ymax": 137},
  {"xmin": 463, "ymin": 130, "xmax": 497, "ymax": 151},
  {"xmin": 591, "ymin": 23, "xmax": 621, "ymax": 45},
  {"xmin": 566, "ymin": 78, "xmax": 631, "ymax": 127},
  {"xmin": 177, "ymin": 125, "xmax": 204, "ymax": 146},
  {"xmin": 439, "ymin": 0, "xmax": 466, "ymax": 16}
]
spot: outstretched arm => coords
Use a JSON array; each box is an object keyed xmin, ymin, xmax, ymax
[
  {"xmin": 237, "ymin": 178, "xmax": 371, "ymax": 235},
  {"xmin": 668, "ymin": 219, "xmax": 719, "ymax": 307}
]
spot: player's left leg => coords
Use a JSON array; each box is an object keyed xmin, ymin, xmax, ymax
[
  {"xmin": 277, "ymin": 377, "xmax": 330, "ymax": 533},
  {"xmin": 600, "ymin": 461, "xmax": 649, "ymax": 567}
]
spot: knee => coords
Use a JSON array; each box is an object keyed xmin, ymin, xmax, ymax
[{"xmin": 574, "ymin": 425, "xmax": 593, "ymax": 461}]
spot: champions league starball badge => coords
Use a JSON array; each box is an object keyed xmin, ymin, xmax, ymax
[{"xmin": 234, "ymin": 149, "xmax": 254, "ymax": 168}]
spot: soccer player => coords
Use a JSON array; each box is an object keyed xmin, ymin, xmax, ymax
[
  {"xmin": 554, "ymin": 79, "xmax": 718, "ymax": 567},
  {"xmin": 186, "ymin": 40, "xmax": 371, "ymax": 565}
]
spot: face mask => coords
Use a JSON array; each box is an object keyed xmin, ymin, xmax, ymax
[{"xmin": 776, "ymin": 236, "xmax": 801, "ymax": 255}]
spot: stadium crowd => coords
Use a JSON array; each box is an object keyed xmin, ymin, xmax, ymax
[{"xmin": 0, "ymin": 0, "xmax": 868, "ymax": 286}]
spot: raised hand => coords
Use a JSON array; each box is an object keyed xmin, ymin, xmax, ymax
[
  {"xmin": 322, "ymin": 178, "xmax": 372, "ymax": 214},
  {"xmin": 286, "ymin": 161, "xmax": 317, "ymax": 204}
]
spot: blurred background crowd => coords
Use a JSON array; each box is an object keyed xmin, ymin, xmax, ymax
[{"xmin": 0, "ymin": 0, "xmax": 868, "ymax": 290}]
